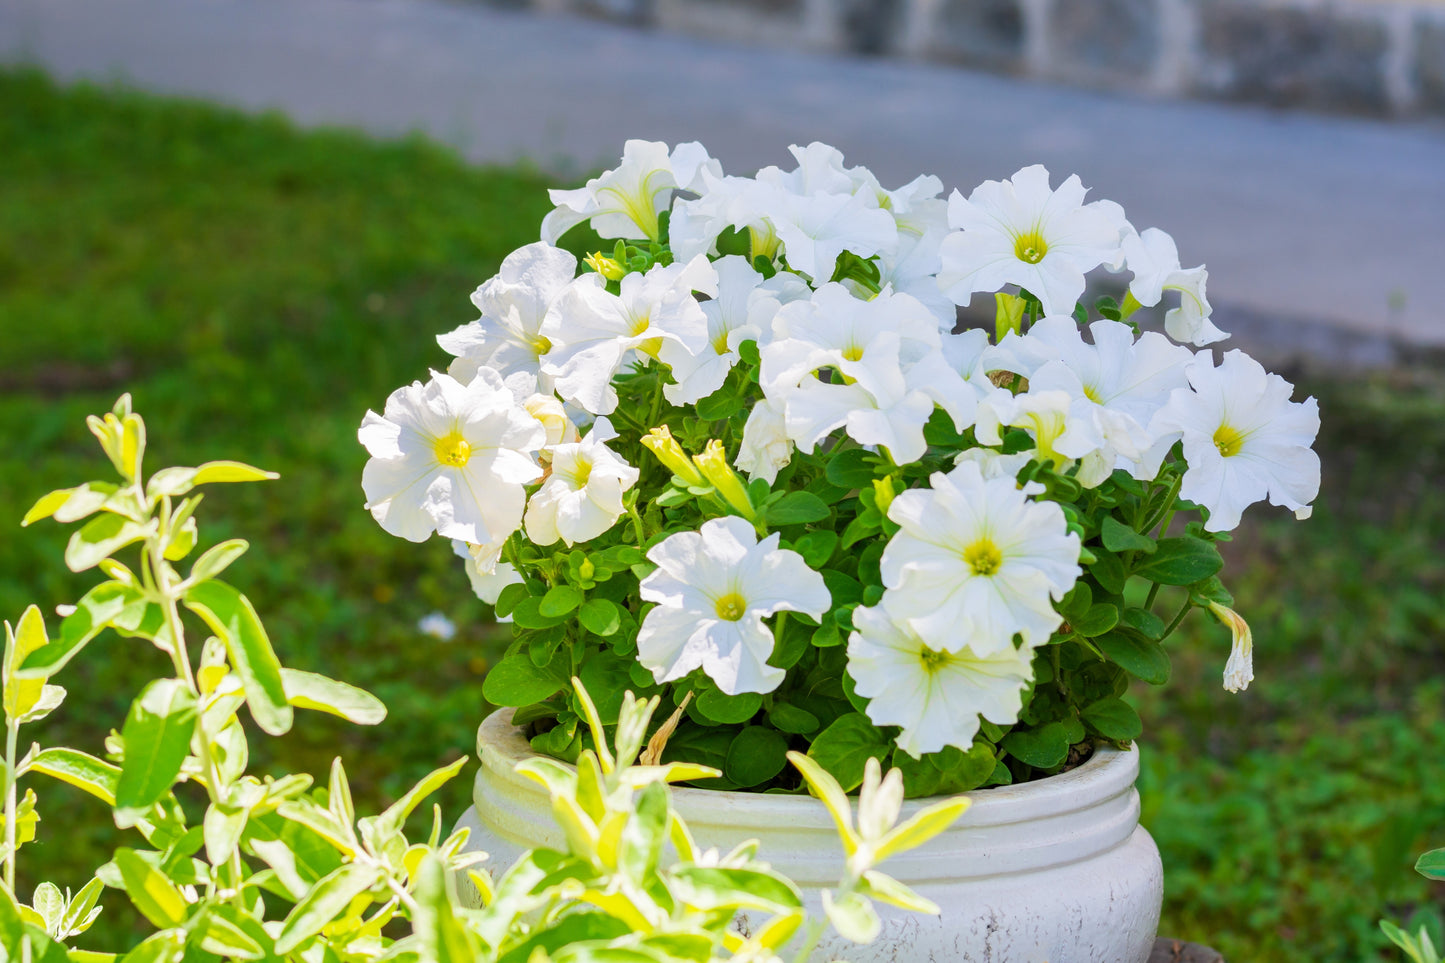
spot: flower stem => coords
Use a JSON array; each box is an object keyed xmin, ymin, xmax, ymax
[
  {"xmin": 1160, "ymin": 598, "xmax": 1192, "ymax": 641},
  {"xmin": 4, "ymin": 718, "xmax": 18, "ymax": 893}
]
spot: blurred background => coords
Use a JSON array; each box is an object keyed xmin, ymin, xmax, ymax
[{"xmin": 1, "ymin": 0, "xmax": 1443, "ymax": 959}]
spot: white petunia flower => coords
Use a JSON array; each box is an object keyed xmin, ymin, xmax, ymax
[
  {"xmin": 1151, "ymin": 350, "xmax": 1320, "ymax": 532},
  {"xmin": 846, "ymin": 604, "xmax": 1034, "ymax": 758},
  {"xmin": 953, "ymin": 447, "xmax": 1035, "ymax": 482},
  {"xmin": 637, "ymin": 517, "xmax": 831, "ymax": 695},
  {"xmin": 735, "ymin": 398, "xmax": 793, "ymax": 484},
  {"xmin": 521, "ymin": 392, "xmax": 579, "ymax": 448},
  {"xmin": 1122, "ymin": 228, "xmax": 1227, "ymax": 347},
  {"xmin": 987, "ymin": 317, "xmax": 1194, "ymax": 483},
  {"xmin": 541, "ymin": 139, "xmax": 720, "ymax": 244},
  {"xmin": 880, "ymin": 460, "xmax": 1082, "ymax": 656},
  {"xmin": 437, "ymin": 242, "xmax": 577, "ymax": 385},
  {"xmin": 974, "ymin": 388, "xmax": 1106, "ymax": 475},
  {"xmin": 524, "ymin": 417, "xmax": 640, "ymax": 546},
  {"xmin": 937, "ymin": 164, "xmax": 1128, "ymax": 317},
  {"xmin": 768, "ymin": 190, "xmax": 897, "ymax": 281},
  {"xmin": 540, "ymin": 255, "xmax": 718, "ymax": 415},
  {"xmin": 760, "ymin": 284, "xmax": 963, "ymax": 463},
  {"xmin": 358, "ymin": 370, "xmax": 545, "ymax": 544},
  {"xmin": 663, "ymin": 256, "xmax": 805, "ymax": 405}
]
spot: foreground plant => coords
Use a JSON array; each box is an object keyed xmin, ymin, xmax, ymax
[
  {"xmin": 361, "ymin": 140, "xmax": 1322, "ymax": 795},
  {"xmin": 2, "ymin": 396, "xmax": 965, "ymax": 960}
]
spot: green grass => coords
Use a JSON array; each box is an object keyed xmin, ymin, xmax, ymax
[{"xmin": 0, "ymin": 68, "xmax": 1442, "ymax": 961}]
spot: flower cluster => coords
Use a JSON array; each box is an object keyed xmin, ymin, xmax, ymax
[{"xmin": 361, "ymin": 140, "xmax": 1320, "ymax": 795}]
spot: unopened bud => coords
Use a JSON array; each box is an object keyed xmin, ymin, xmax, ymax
[
  {"xmin": 693, "ymin": 439, "xmax": 755, "ymax": 520},
  {"xmin": 584, "ymin": 251, "xmax": 628, "ymax": 282},
  {"xmin": 642, "ymin": 426, "xmax": 706, "ymax": 487},
  {"xmin": 524, "ymin": 393, "xmax": 575, "ymax": 447}
]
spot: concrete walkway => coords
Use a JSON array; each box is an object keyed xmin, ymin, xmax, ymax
[{"xmin": 4, "ymin": 0, "xmax": 1443, "ymax": 366}]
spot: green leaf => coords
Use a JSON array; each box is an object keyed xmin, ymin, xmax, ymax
[
  {"xmin": 412, "ymin": 854, "xmax": 477, "ymax": 961},
  {"xmin": 184, "ymin": 580, "xmax": 292, "ymax": 736},
  {"xmin": 578, "ymin": 598, "xmax": 621, "ymax": 637},
  {"xmin": 64, "ymin": 514, "xmax": 152, "ymax": 573},
  {"xmin": 694, "ymin": 687, "xmax": 761, "ymax": 725},
  {"xmin": 188, "ymin": 539, "xmax": 248, "ymax": 584},
  {"xmin": 146, "ymin": 461, "xmax": 278, "ymax": 500},
  {"xmin": 695, "ymin": 390, "xmax": 743, "ymax": 422},
  {"xmin": 30, "ymin": 748, "xmax": 120, "ymax": 805},
  {"xmin": 1096, "ymin": 630, "xmax": 1172, "ymax": 685},
  {"xmin": 791, "ymin": 530, "xmax": 839, "ymax": 568},
  {"xmin": 5, "ymin": 605, "xmax": 49, "ymax": 721},
  {"xmin": 113, "ymin": 848, "xmax": 188, "ymax": 928},
  {"xmin": 274, "ymin": 862, "xmax": 381, "ymax": 954},
  {"xmin": 1001, "ymin": 722, "xmax": 1071, "ymax": 769},
  {"xmin": 808, "ymin": 713, "xmax": 888, "ymax": 792},
  {"xmin": 509, "ymin": 597, "xmax": 570, "ymax": 629},
  {"xmin": 493, "ymin": 582, "xmax": 531, "ymax": 618},
  {"xmin": 280, "ymin": 668, "xmax": 387, "ymax": 725},
  {"xmin": 1072, "ymin": 602, "xmax": 1119, "ymax": 638},
  {"xmin": 670, "ymin": 866, "xmax": 802, "ymax": 915},
  {"xmin": 888, "ymin": 749, "xmax": 943, "ymax": 797},
  {"xmin": 1081, "ymin": 697, "xmax": 1143, "ymax": 741},
  {"xmin": 823, "ymin": 890, "xmax": 880, "ymax": 944},
  {"xmin": 725, "ymin": 726, "xmax": 790, "ymax": 788},
  {"xmin": 767, "ymin": 703, "xmax": 820, "ymax": 736},
  {"xmin": 765, "ymin": 491, "xmax": 830, "ymax": 526},
  {"xmin": 1120, "ymin": 606, "xmax": 1166, "ymax": 640},
  {"xmin": 482, "ymin": 652, "xmax": 566, "ymax": 706},
  {"xmin": 22, "ymin": 482, "xmax": 119, "ymax": 527},
  {"xmin": 1087, "ymin": 549, "xmax": 1127, "ymax": 595},
  {"xmin": 539, "ymin": 585, "xmax": 584, "ymax": 618},
  {"xmin": 115, "ymin": 680, "xmax": 197, "ymax": 825},
  {"xmin": 825, "ymin": 449, "xmax": 878, "ymax": 490},
  {"xmin": 1133, "ymin": 536, "xmax": 1224, "ymax": 586},
  {"xmin": 117, "ymin": 931, "xmax": 185, "ymax": 963},
  {"xmin": 932, "ymin": 742, "xmax": 998, "ymax": 794},
  {"xmin": 1417, "ymin": 848, "xmax": 1445, "ymax": 880},
  {"xmin": 1100, "ymin": 516, "xmax": 1157, "ymax": 553}
]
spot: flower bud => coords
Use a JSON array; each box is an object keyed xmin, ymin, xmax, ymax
[
  {"xmin": 642, "ymin": 426, "xmax": 705, "ymax": 487},
  {"xmin": 523, "ymin": 394, "xmax": 575, "ymax": 447},
  {"xmin": 994, "ymin": 292, "xmax": 1026, "ymax": 342},
  {"xmin": 1208, "ymin": 600, "xmax": 1253, "ymax": 693},
  {"xmin": 584, "ymin": 251, "xmax": 628, "ymax": 282},
  {"xmin": 694, "ymin": 439, "xmax": 756, "ymax": 520},
  {"xmin": 871, "ymin": 476, "xmax": 896, "ymax": 516}
]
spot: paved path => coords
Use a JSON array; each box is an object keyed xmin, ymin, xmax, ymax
[{"xmin": 4, "ymin": 0, "xmax": 1443, "ymax": 365}]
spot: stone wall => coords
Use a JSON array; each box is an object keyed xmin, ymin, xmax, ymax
[{"xmin": 510, "ymin": 0, "xmax": 1445, "ymax": 118}]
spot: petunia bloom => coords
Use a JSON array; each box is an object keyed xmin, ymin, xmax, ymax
[
  {"xmin": 1151, "ymin": 349, "xmax": 1320, "ymax": 532},
  {"xmin": 847, "ymin": 604, "xmax": 1035, "ymax": 758},
  {"xmin": 524, "ymin": 417, "xmax": 640, "ymax": 546},
  {"xmin": 880, "ymin": 460, "xmax": 1081, "ymax": 656},
  {"xmin": 358, "ymin": 370, "xmax": 545, "ymax": 544},
  {"xmin": 637, "ymin": 517, "xmax": 831, "ymax": 695},
  {"xmin": 937, "ymin": 164, "xmax": 1127, "ymax": 317}
]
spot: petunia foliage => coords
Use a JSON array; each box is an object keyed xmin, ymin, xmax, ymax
[{"xmin": 363, "ymin": 140, "xmax": 1323, "ymax": 796}]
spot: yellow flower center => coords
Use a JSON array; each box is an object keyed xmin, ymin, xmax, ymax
[
  {"xmin": 711, "ymin": 331, "xmax": 731, "ymax": 355},
  {"xmin": 1014, "ymin": 230, "xmax": 1048, "ymax": 265},
  {"xmin": 963, "ymin": 539, "xmax": 1003, "ymax": 577},
  {"xmin": 1214, "ymin": 424, "xmax": 1246, "ymax": 458},
  {"xmin": 841, "ymin": 344, "xmax": 865, "ymax": 362},
  {"xmin": 526, "ymin": 333, "xmax": 553, "ymax": 356},
  {"xmin": 918, "ymin": 646, "xmax": 955, "ymax": 674},
  {"xmin": 434, "ymin": 431, "xmax": 473, "ymax": 468},
  {"xmin": 1082, "ymin": 383, "xmax": 1103, "ymax": 404},
  {"xmin": 628, "ymin": 312, "xmax": 653, "ymax": 338},
  {"xmin": 567, "ymin": 457, "xmax": 593, "ymax": 488},
  {"xmin": 714, "ymin": 592, "xmax": 747, "ymax": 621}
]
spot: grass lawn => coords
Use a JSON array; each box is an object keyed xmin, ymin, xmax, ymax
[{"xmin": 0, "ymin": 68, "xmax": 1441, "ymax": 960}]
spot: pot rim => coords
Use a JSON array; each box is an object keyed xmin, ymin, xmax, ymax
[{"xmin": 477, "ymin": 707, "xmax": 1139, "ymax": 828}]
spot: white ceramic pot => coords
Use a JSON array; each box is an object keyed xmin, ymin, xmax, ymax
[{"xmin": 454, "ymin": 709, "xmax": 1163, "ymax": 963}]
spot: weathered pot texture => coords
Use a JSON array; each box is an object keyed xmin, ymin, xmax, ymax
[{"xmin": 454, "ymin": 709, "xmax": 1163, "ymax": 963}]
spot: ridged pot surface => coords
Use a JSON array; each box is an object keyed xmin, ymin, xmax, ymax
[{"xmin": 455, "ymin": 709, "xmax": 1163, "ymax": 963}]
